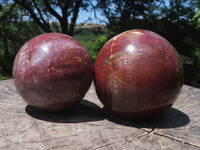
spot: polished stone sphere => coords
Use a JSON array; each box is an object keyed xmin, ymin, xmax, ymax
[
  {"xmin": 94, "ymin": 29, "xmax": 184, "ymax": 118},
  {"xmin": 13, "ymin": 33, "xmax": 93, "ymax": 111}
]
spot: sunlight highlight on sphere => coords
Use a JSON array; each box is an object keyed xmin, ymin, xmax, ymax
[{"xmin": 126, "ymin": 45, "xmax": 136, "ymax": 53}]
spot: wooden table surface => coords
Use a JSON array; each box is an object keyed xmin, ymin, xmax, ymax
[{"xmin": 0, "ymin": 79, "xmax": 200, "ymax": 150}]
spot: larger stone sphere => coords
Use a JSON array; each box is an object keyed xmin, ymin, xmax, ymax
[
  {"xmin": 13, "ymin": 33, "xmax": 93, "ymax": 111},
  {"xmin": 94, "ymin": 29, "xmax": 184, "ymax": 118}
]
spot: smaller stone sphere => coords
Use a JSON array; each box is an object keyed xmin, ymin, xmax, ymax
[
  {"xmin": 94, "ymin": 29, "xmax": 184, "ymax": 118},
  {"xmin": 13, "ymin": 33, "xmax": 93, "ymax": 111}
]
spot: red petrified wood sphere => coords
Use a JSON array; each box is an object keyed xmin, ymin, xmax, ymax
[
  {"xmin": 13, "ymin": 33, "xmax": 93, "ymax": 111},
  {"xmin": 94, "ymin": 29, "xmax": 184, "ymax": 118}
]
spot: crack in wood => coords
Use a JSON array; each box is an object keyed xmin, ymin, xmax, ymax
[
  {"xmin": 183, "ymin": 91, "xmax": 200, "ymax": 100},
  {"xmin": 154, "ymin": 132, "xmax": 200, "ymax": 149},
  {"xmin": 47, "ymin": 143, "xmax": 72, "ymax": 150},
  {"xmin": 116, "ymin": 133, "xmax": 149, "ymax": 150},
  {"xmin": 90, "ymin": 142, "xmax": 114, "ymax": 150}
]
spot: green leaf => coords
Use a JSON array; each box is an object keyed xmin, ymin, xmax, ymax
[{"xmin": 193, "ymin": 10, "xmax": 200, "ymax": 21}]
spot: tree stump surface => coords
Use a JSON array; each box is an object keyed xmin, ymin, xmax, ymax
[{"xmin": 0, "ymin": 79, "xmax": 200, "ymax": 150}]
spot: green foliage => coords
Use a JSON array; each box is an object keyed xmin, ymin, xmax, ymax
[
  {"xmin": 74, "ymin": 27, "xmax": 108, "ymax": 62},
  {"xmin": 0, "ymin": 74, "xmax": 10, "ymax": 80},
  {"xmin": 88, "ymin": 35, "xmax": 107, "ymax": 61},
  {"xmin": 51, "ymin": 22, "xmax": 61, "ymax": 32},
  {"xmin": 193, "ymin": 10, "xmax": 200, "ymax": 28},
  {"xmin": 0, "ymin": 2, "xmax": 42, "ymax": 76}
]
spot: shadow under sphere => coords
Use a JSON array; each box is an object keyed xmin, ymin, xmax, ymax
[
  {"xmin": 25, "ymin": 100, "xmax": 105, "ymax": 123},
  {"xmin": 103, "ymin": 107, "xmax": 190, "ymax": 129},
  {"xmin": 26, "ymin": 98, "xmax": 189, "ymax": 129}
]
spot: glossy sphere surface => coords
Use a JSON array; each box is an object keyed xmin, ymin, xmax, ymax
[
  {"xmin": 94, "ymin": 29, "xmax": 183, "ymax": 118},
  {"xmin": 13, "ymin": 33, "xmax": 93, "ymax": 111}
]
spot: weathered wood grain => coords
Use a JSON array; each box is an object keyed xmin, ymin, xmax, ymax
[{"xmin": 0, "ymin": 79, "xmax": 200, "ymax": 150}]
